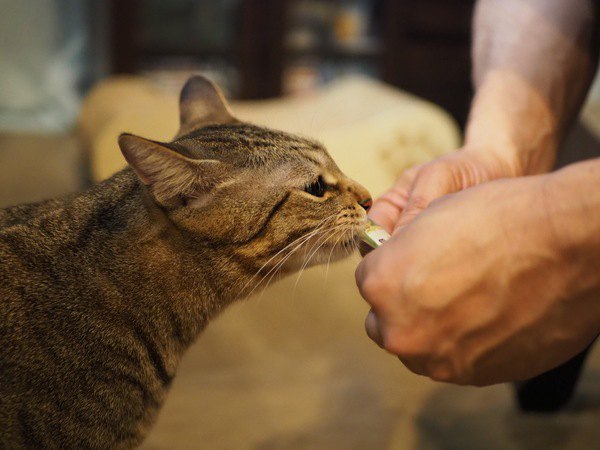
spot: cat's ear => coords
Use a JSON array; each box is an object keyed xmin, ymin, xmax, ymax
[
  {"xmin": 177, "ymin": 75, "xmax": 238, "ymax": 138},
  {"xmin": 119, "ymin": 133, "xmax": 224, "ymax": 206}
]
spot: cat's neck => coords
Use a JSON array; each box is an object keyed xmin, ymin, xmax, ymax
[{"xmin": 67, "ymin": 169, "xmax": 240, "ymax": 354}]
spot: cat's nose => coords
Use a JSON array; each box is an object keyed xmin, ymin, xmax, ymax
[
  {"xmin": 359, "ymin": 198, "xmax": 372, "ymax": 211},
  {"xmin": 344, "ymin": 179, "xmax": 372, "ymax": 211}
]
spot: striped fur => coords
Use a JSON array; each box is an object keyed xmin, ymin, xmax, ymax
[{"xmin": 0, "ymin": 76, "xmax": 371, "ymax": 448}]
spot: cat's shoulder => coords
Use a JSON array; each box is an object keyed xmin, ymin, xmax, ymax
[{"xmin": 0, "ymin": 197, "xmax": 65, "ymax": 230}]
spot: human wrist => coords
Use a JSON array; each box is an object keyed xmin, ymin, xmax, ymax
[
  {"xmin": 464, "ymin": 70, "xmax": 560, "ymax": 177},
  {"xmin": 542, "ymin": 159, "xmax": 600, "ymax": 305}
]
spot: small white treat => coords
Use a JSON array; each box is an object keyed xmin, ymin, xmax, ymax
[{"xmin": 361, "ymin": 219, "xmax": 391, "ymax": 249}]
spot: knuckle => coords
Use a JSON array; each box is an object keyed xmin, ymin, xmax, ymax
[
  {"xmin": 378, "ymin": 190, "xmax": 407, "ymax": 207},
  {"xmin": 406, "ymin": 194, "xmax": 430, "ymax": 213},
  {"xmin": 399, "ymin": 270, "xmax": 427, "ymax": 300},
  {"xmin": 426, "ymin": 345, "xmax": 472, "ymax": 385},
  {"xmin": 357, "ymin": 273, "xmax": 384, "ymax": 304},
  {"xmin": 381, "ymin": 334, "xmax": 406, "ymax": 356},
  {"xmin": 411, "ymin": 162, "xmax": 451, "ymax": 190},
  {"xmin": 428, "ymin": 362, "xmax": 456, "ymax": 383},
  {"xmin": 382, "ymin": 330, "xmax": 426, "ymax": 359},
  {"xmin": 356, "ymin": 265, "xmax": 397, "ymax": 310},
  {"xmin": 398, "ymin": 166, "xmax": 421, "ymax": 187},
  {"xmin": 364, "ymin": 315, "xmax": 383, "ymax": 347}
]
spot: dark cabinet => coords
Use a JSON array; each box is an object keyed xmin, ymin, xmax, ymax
[{"xmin": 109, "ymin": 0, "xmax": 475, "ymax": 125}]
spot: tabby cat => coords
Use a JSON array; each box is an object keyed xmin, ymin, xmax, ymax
[{"xmin": 0, "ymin": 76, "xmax": 371, "ymax": 448}]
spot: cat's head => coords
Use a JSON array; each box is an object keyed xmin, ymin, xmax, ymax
[{"xmin": 119, "ymin": 76, "xmax": 371, "ymax": 293}]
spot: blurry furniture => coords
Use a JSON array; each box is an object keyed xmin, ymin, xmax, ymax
[
  {"xmin": 78, "ymin": 75, "xmax": 460, "ymax": 190},
  {"xmin": 108, "ymin": 0, "xmax": 476, "ymax": 125},
  {"xmin": 109, "ymin": 0, "xmax": 286, "ymax": 98},
  {"xmin": 383, "ymin": 0, "xmax": 476, "ymax": 125}
]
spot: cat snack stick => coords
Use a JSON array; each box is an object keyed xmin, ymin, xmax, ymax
[{"xmin": 361, "ymin": 219, "xmax": 391, "ymax": 249}]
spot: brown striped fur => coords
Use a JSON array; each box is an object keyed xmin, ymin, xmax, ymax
[{"xmin": 0, "ymin": 76, "xmax": 371, "ymax": 449}]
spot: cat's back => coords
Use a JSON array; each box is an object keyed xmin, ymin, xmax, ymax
[
  {"xmin": 0, "ymin": 193, "xmax": 97, "ymax": 447},
  {"xmin": 0, "ymin": 193, "xmax": 75, "ymax": 230},
  {"xmin": 0, "ymin": 171, "xmax": 157, "ymax": 449},
  {"xmin": 0, "ymin": 193, "xmax": 88, "ymax": 310}
]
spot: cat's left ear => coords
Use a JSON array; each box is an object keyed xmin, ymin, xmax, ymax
[
  {"xmin": 119, "ymin": 133, "xmax": 225, "ymax": 206},
  {"xmin": 177, "ymin": 75, "xmax": 239, "ymax": 138}
]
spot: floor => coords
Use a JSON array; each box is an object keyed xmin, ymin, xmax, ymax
[{"xmin": 1, "ymin": 130, "xmax": 599, "ymax": 450}]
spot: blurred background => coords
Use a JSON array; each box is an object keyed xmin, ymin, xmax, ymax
[
  {"xmin": 1, "ymin": 1, "xmax": 599, "ymax": 449},
  {"xmin": 0, "ymin": 0, "xmax": 481, "ymax": 205},
  {"xmin": 0, "ymin": 0, "xmax": 477, "ymax": 132}
]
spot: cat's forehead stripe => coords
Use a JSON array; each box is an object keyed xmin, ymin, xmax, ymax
[
  {"xmin": 174, "ymin": 124, "xmax": 330, "ymax": 167},
  {"xmin": 178, "ymin": 124, "xmax": 320, "ymax": 147},
  {"xmin": 179, "ymin": 124, "xmax": 303, "ymax": 142},
  {"xmin": 301, "ymin": 149, "xmax": 327, "ymax": 165}
]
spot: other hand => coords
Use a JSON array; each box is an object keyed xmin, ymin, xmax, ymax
[{"xmin": 369, "ymin": 147, "xmax": 520, "ymax": 233}]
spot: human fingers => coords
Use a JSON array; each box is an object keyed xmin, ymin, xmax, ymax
[
  {"xmin": 368, "ymin": 166, "xmax": 420, "ymax": 233},
  {"xmin": 367, "ymin": 191, "xmax": 406, "ymax": 235},
  {"xmin": 394, "ymin": 162, "xmax": 456, "ymax": 230},
  {"xmin": 366, "ymin": 309, "xmax": 431, "ymax": 378},
  {"xmin": 364, "ymin": 309, "xmax": 384, "ymax": 348}
]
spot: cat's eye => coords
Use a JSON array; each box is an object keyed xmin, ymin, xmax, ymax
[{"xmin": 304, "ymin": 176, "xmax": 327, "ymax": 198}]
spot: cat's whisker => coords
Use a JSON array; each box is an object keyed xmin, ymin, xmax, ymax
[
  {"xmin": 258, "ymin": 222, "xmax": 345, "ymax": 301},
  {"xmin": 257, "ymin": 236, "xmax": 312, "ymax": 295},
  {"xmin": 295, "ymin": 225, "xmax": 344, "ymax": 277},
  {"xmin": 297, "ymin": 221, "xmax": 345, "ymax": 263},
  {"xmin": 253, "ymin": 215, "xmax": 334, "ymax": 272},
  {"xmin": 258, "ymin": 220, "xmax": 340, "ymax": 289},
  {"xmin": 239, "ymin": 218, "xmax": 332, "ymax": 297},
  {"xmin": 256, "ymin": 228, "xmax": 327, "ymax": 301},
  {"xmin": 291, "ymin": 233, "xmax": 337, "ymax": 296},
  {"xmin": 308, "ymin": 224, "xmax": 347, "ymax": 262},
  {"xmin": 242, "ymin": 217, "xmax": 336, "ymax": 298},
  {"xmin": 325, "ymin": 227, "xmax": 350, "ymax": 280},
  {"xmin": 351, "ymin": 231, "xmax": 360, "ymax": 254},
  {"xmin": 243, "ymin": 233, "xmax": 315, "ymax": 299},
  {"xmin": 292, "ymin": 224, "xmax": 347, "ymax": 295}
]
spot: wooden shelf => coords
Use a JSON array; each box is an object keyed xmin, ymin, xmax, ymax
[
  {"xmin": 109, "ymin": 0, "xmax": 476, "ymax": 125},
  {"xmin": 138, "ymin": 45, "xmax": 236, "ymax": 60},
  {"xmin": 286, "ymin": 43, "xmax": 383, "ymax": 61}
]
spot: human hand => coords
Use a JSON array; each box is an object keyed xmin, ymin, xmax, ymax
[
  {"xmin": 369, "ymin": 147, "xmax": 521, "ymax": 234},
  {"xmin": 355, "ymin": 172, "xmax": 600, "ymax": 386}
]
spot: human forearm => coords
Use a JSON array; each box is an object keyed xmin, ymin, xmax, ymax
[
  {"xmin": 467, "ymin": 0, "xmax": 599, "ymax": 175},
  {"xmin": 367, "ymin": 0, "xmax": 599, "ymax": 232}
]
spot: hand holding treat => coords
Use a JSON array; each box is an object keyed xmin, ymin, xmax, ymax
[{"xmin": 356, "ymin": 163, "xmax": 600, "ymax": 385}]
